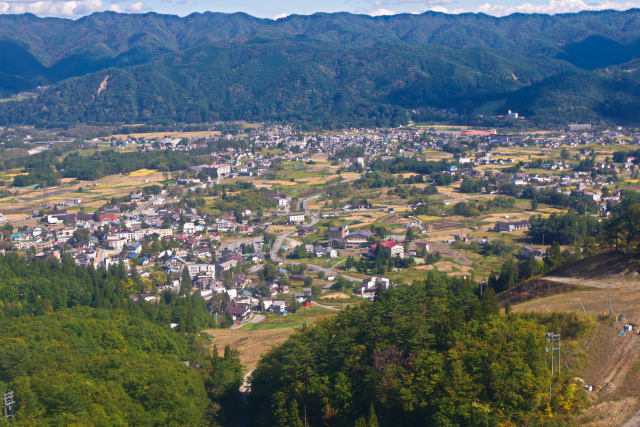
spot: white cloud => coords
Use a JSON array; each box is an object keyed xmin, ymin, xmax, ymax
[
  {"xmin": 272, "ymin": 12, "xmax": 290, "ymax": 19},
  {"xmin": 0, "ymin": 0, "xmax": 102, "ymax": 17},
  {"xmin": 427, "ymin": 5, "xmax": 466, "ymax": 12},
  {"xmin": 0, "ymin": 0, "xmax": 147, "ymax": 17},
  {"xmin": 362, "ymin": 0, "xmax": 464, "ymax": 16},
  {"xmin": 370, "ymin": 7, "xmax": 397, "ymax": 15},
  {"xmin": 477, "ymin": 0, "xmax": 638, "ymax": 15},
  {"xmin": 126, "ymin": 0, "xmax": 142, "ymax": 11},
  {"xmin": 371, "ymin": 0, "xmax": 453, "ymax": 6}
]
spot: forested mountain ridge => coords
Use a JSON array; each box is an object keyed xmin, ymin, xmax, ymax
[
  {"xmin": 3, "ymin": 10, "xmax": 640, "ymax": 65},
  {"xmin": 1, "ymin": 10, "xmax": 640, "ymax": 126}
]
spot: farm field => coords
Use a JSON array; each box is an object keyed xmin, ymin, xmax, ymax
[
  {"xmin": 107, "ymin": 130, "xmax": 222, "ymax": 139},
  {"xmin": 206, "ymin": 306, "xmax": 337, "ymax": 371},
  {"xmin": 0, "ymin": 169, "xmax": 166, "ymax": 213}
]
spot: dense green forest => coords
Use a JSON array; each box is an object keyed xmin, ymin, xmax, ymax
[
  {"xmin": 0, "ymin": 308, "xmax": 212, "ymax": 425},
  {"xmin": 0, "ymin": 253, "xmax": 243, "ymax": 424},
  {"xmin": 0, "ymin": 254, "xmax": 216, "ymax": 332},
  {"xmin": 249, "ymin": 272, "xmax": 585, "ymax": 426},
  {"xmin": 12, "ymin": 149, "xmax": 211, "ymax": 185},
  {"xmin": 528, "ymin": 212, "xmax": 600, "ymax": 245},
  {"xmin": 1, "ymin": 10, "xmax": 640, "ymax": 126}
]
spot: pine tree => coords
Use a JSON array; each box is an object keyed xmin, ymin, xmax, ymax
[
  {"xmin": 288, "ymin": 400, "xmax": 304, "ymax": 427},
  {"xmin": 368, "ymin": 403, "xmax": 379, "ymax": 427},
  {"xmin": 354, "ymin": 416, "xmax": 368, "ymax": 427},
  {"xmin": 180, "ymin": 267, "xmax": 192, "ymax": 295}
]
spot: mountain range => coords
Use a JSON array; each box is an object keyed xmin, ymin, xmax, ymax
[{"xmin": 0, "ymin": 10, "xmax": 639, "ymax": 127}]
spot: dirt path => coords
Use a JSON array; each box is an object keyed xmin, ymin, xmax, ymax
[
  {"xmin": 545, "ymin": 276, "xmax": 640, "ymax": 289},
  {"xmin": 622, "ymin": 409, "xmax": 640, "ymax": 427},
  {"xmin": 311, "ymin": 301, "xmax": 339, "ymax": 311},
  {"xmin": 598, "ymin": 333, "xmax": 640, "ymax": 394}
]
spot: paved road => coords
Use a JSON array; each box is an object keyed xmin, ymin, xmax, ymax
[
  {"xmin": 409, "ymin": 215, "xmax": 424, "ymax": 233},
  {"xmin": 132, "ymin": 196, "xmax": 158, "ymax": 215},
  {"xmin": 231, "ymin": 313, "xmax": 265, "ymax": 330},
  {"xmin": 284, "ymin": 259, "xmax": 363, "ymax": 283},
  {"xmin": 269, "ymin": 209, "xmax": 319, "ymax": 263},
  {"xmin": 270, "ymin": 230, "xmax": 294, "ymax": 263},
  {"xmin": 301, "ymin": 195, "xmax": 318, "ymax": 212}
]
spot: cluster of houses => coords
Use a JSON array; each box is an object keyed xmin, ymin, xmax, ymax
[{"xmin": 3, "ymin": 122, "xmax": 640, "ymax": 329}]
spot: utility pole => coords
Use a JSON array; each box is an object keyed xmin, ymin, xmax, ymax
[
  {"xmin": 3, "ymin": 390, "xmax": 15, "ymax": 418},
  {"xmin": 609, "ymin": 284, "xmax": 613, "ymax": 319},
  {"xmin": 545, "ymin": 333, "xmax": 561, "ymax": 399},
  {"xmin": 41, "ymin": 181, "xmax": 48, "ymax": 208}
]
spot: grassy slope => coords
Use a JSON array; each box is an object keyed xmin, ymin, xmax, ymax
[{"xmin": 511, "ymin": 252, "xmax": 640, "ymax": 426}]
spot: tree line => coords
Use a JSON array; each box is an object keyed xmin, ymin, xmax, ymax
[{"xmin": 249, "ymin": 271, "xmax": 586, "ymax": 426}]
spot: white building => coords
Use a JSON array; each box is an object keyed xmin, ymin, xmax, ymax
[
  {"xmin": 289, "ymin": 212, "xmax": 306, "ymax": 224},
  {"xmin": 212, "ymin": 164, "xmax": 231, "ymax": 176},
  {"xmin": 106, "ymin": 235, "xmax": 128, "ymax": 250},
  {"xmin": 584, "ymin": 191, "xmax": 601, "ymax": 202},
  {"xmin": 187, "ymin": 263, "xmax": 216, "ymax": 279}
]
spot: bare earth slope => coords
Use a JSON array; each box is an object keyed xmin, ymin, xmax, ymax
[{"xmin": 511, "ymin": 252, "xmax": 640, "ymax": 426}]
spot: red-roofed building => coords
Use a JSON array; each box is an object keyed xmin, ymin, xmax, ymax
[
  {"xmin": 370, "ymin": 240, "xmax": 404, "ymax": 258},
  {"xmin": 99, "ymin": 213, "xmax": 117, "ymax": 223}
]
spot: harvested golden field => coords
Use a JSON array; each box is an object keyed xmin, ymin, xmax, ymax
[
  {"xmin": 107, "ymin": 130, "xmax": 221, "ymax": 139},
  {"xmin": 206, "ymin": 307, "xmax": 337, "ymax": 371},
  {"xmin": 321, "ymin": 292, "xmax": 352, "ymax": 300},
  {"xmin": 96, "ymin": 171, "xmax": 165, "ymax": 186},
  {"xmin": 0, "ymin": 170, "xmax": 167, "ymax": 213},
  {"xmin": 339, "ymin": 172, "xmax": 361, "ymax": 180},
  {"xmin": 208, "ymin": 327, "xmax": 297, "ymax": 371},
  {"xmin": 253, "ymin": 180, "xmax": 297, "ymax": 188},
  {"xmin": 267, "ymin": 225, "xmax": 296, "ymax": 234},
  {"xmin": 513, "ymin": 287, "xmax": 640, "ymax": 320},
  {"xmin": 419, "ymin": 262, "xmax": 473, "ymax": 276},
  {"xmin": 128, "ymin": 169, "xmax": 158, "ymax": 177},
  {"xmin": 421, "ymin": 150, "xmax": 455, "ymax": 161}
]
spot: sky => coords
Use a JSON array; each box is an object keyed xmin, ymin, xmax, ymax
[{"xmin": 0, "ymin": 0, "xmax": 637, "ymax": 20}]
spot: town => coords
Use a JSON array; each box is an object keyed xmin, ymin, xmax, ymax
[{"xmin": 0, "ymin": 121, "xmax": 638, "ymax": 329}]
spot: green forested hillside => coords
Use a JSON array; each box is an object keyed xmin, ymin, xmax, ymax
[
  {"xmin": 0, "ymin": 254, "xmax": 216, "ymax": 332},
  {"xmin": 248, "ymin": 272, "xmax": 585, "ymax": 426},
  {"xmin": 0, "ymin": 41, "xmax": 575, "ymax": 127},
  {"xmin": 0, "ymin": 253, "xmax": 243, "ymax": 424},
  {"xmin": 506, "ymin": 63, "xmax": 640, "ymax": 125},
  {"xmin": 1, "ymin": 10, "xmax": 640, "ymax": 125},
  {"xmin": 0, "ymin": 308, "xmax": 211, "ymax": 425}
]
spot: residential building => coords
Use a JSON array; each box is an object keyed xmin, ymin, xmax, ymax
[{"xmin": 289, "ymin": 212, "xmax": 306, "ymax": 224}]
